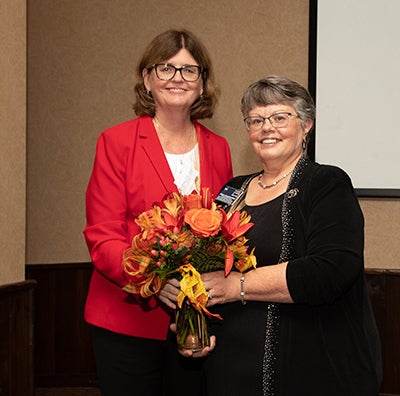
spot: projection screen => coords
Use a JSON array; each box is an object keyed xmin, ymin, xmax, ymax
[{"xmin": 311, "ymin": 0, "xmax": 400, "ymax": 197}]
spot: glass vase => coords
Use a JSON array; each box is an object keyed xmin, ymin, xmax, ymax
[{"xmin": 175, "ymin": 299, "xmax": 210, "ymax": 352}]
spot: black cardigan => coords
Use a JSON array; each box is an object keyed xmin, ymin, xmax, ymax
[{"xmin": 217, "ymin": 156, "xmax": 382, "ymax": 395}]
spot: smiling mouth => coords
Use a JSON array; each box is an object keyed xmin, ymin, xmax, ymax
[
  {"xmin": 261, "ymin": 138, "xmax": 281, "ymax": 144},
  {"xmin": 166, "ymin": 87, "xmax": 187, "ymax": 92}
]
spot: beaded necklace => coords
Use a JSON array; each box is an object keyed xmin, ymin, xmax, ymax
[{"xmin": 257, "ymin": 169, "xmax": 294, "ymax": 189}]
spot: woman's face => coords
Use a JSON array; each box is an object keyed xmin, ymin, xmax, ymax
[
  {"xmin": 143, "ymin": 48, "xmax": 203, "ymax": 114},
  {"xmin": 246, "ymin": 104, "xmax": 313, "ymax": 167}
]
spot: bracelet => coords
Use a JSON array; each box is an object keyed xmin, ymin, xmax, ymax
[{"xmin": 240, "ymin": 274, "xmax": 246, "ymax": 305}]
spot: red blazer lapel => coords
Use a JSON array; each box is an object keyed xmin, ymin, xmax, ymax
[
  {"xmin": 139, "ymin": 117, "xmax": 178, "ymax": 194},
  {"xmin": 196, "ymin": 121, "xmax": 213, "ymax": 191}
]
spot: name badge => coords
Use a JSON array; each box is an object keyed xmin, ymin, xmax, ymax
[{"xmin": 215, "ymin": 185, "xmax": 243, "ymax": 207}]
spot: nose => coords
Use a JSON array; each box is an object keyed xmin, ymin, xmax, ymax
[
  {"xmin": 171, "ymin": 68, "xmax": 184, "ymax": 81},
  {"xmin": 261, "ymin": 118, "xmax": 275, "ymax": 131}
]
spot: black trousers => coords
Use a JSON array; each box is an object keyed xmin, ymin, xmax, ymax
[
  {"xmin": 91, "ymin": 326, "xmax": 166, "ymax": 396},
  {"xmin": 91, "ymin": 325, "xmax": 204, "ymax": 396},
  {"xmin": 164, "ymin": 328, "xmax": 204, "ymax": 396}
]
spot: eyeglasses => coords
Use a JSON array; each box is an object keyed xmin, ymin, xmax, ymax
[
  {"xmin": 149, "ymin": 63, "xmax": 203, "ymax": 82},
  {"xmin": 244, "ymin": 112, "xmax": 299, "ymax": 132}
]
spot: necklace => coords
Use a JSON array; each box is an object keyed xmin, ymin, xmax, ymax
[
  {"xmin": 153, "ymin": 117, "xmax": 196, "ymax": 154},
  {"xmin": 257, "ymin": 169, "xmax": 294, "ymax": 189}
]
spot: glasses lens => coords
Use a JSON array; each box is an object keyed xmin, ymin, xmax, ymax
[
  {"xmin": 270, "ymin": 113, "xmax": 290, "ymax": 127},
  {"xmin": 155, "ymin": 64, "xmax": 176, "ymax": 80},
  {"xmin": 245, "ymin": 117, "xmax": 264, "ymax": 131},
  {"xmin": 180, "ymin": 66, "xmax": 201, "ymax": 81},
  {"xmin": 154, "ymin": 64, "xmax": 201, "ymax": 81}
]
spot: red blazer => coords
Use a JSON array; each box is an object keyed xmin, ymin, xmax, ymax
[{"xmin": 84, "ymin": 115, "xmax": 233, "ymax": 340}]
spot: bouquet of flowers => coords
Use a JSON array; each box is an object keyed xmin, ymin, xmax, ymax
[{"xmin": 122, "ymin": 187, "xmax": 256, "ymax": 351}]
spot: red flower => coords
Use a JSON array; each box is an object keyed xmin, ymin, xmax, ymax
[
  {"xmin": 122, "ymin": 187, "xmax": 257, "ymax": 304},
  {"xmin": 224, "ymin": 246, "xmax": 234, "ymax": 276},
  {"xmin": 221, "ymin": 210, "xmax": 253, "ymax": 243}
]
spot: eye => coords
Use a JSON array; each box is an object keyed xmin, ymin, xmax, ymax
[
  {"xmin": 272, "ymin": 114, "xmax": 287, "ymax": 123},
  {"xmin": 160, "ymin": 64, "xmax": 173, "ymax": 72},
  {"xmin": 182, "ymin": 66, "xmax": 199, "ymax": 75},
  {"xmin": 250, "ymin": 118, "xmax": 264, "ymax": 126}
]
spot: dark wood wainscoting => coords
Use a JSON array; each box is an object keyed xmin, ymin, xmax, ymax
[
  {"xmin": 25, "ymin": 264, "xmax": 399, "ymax": 394},
  {"xmin": 366, "ymin": 269, "xmax": 400, "ymax": 395},
  {"xmin": 25, "ymin": 264, "xmax": 98, "ymax": 389},
  {"xmin": 0, "ymin": 280, "xmax": 36, "ymax": 396}
]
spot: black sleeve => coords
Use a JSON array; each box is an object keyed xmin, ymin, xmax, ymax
[{"xmin": 286, "ymin": 166, "xmax": 365, "ymax": 305}]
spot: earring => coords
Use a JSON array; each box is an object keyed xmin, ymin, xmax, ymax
[
  {"xmin": 146, "ymin": 89, "xmax": 152, "ymax": 97},
  {"xmin": 302, "ymin": 139, "xmax": 307, "ymax": 151}
]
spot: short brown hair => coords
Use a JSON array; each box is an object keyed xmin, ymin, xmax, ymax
[{"xmin": 133, "ymin": 29, "xmax": 219, "ymax": 119}]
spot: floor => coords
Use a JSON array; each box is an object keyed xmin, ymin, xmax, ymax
[{"xmin": 35, "ymin": 388, "xmax": 101, "ymax": 396}]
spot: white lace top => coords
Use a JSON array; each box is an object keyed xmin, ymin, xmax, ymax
[{"xmin": 165, "ymin": 144, "xmax": 200, "ymax": 195}]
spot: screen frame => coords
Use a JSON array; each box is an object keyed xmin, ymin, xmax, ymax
[{"xmin": 307, "ymin": 0, "xmax": 400, "ymax": 198}]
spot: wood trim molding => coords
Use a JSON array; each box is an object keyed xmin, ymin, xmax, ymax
[
  {"xmin": 26, "ymin": 263, "xmax": 98, "ymax": 388},
  {"xmin": 0, "ymin": 279, "xmax": 36, "ymax": 396},
  {"xmin": 366, "ymin": 268, "xmax": 400, "ymax": 276},
  {"xmin": 25, "ymin": 264, "xmax": 400, "ymax": 394}
]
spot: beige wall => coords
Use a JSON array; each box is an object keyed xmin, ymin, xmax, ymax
[
  {"xmin": 27, "ymin": 0, "xmax": 310, "ymax": 264},
  {"xmin": 0, "ymin": 0, "xmax": 26, "ymax": 285},
  {"xmin": 360, "ymin": 199, "xmax": 400, "ymax": 269},
  {"xmin": 25, "ymin": 0, "xmax": 400, "ymax": 269}
]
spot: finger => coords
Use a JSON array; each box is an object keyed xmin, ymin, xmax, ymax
[
  {"xmin": 158, "ymin": 294, "xmax": 176, "ymax": 310},
  {"xmin": 209, "ymin": 335, "xmax": 216, "ymax": 351},
  {"xmin": 162, "ymin": 283, "xmax": 179, "ymax": 296},
  {"xmin": 168, "ymin": 278, "xmax": 180, "ymax": 287},
  {"xmin": 178, "ymin": 335, "xmax": 216, "ymax": 358},
  {"xmin": 206, "ymin": 291, "xmax": 215, "ymax": 307}
]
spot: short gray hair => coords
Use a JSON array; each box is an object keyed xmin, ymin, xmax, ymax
[{"xmin": 240, "ymin": 75, "xmax": 315, "ymax": 130}]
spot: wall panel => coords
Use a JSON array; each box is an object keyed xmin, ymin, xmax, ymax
[
  {"xmin": 0, "ymin": 0, "xmax": 26, "ymax": 285},
  {"xmin": 27, "ymin": 0, "xmax": 310, "ymax": 264},
  {"xmin": 0, "ymin": 281, "xmax": 36, "ymax": 396},
  {"xmin": 26, "ymin": 264, "xmax": 97, "ymax": 388},
  {"xmin": 25, "ymin": 264, "xmax": 400, "ymax": 394}
]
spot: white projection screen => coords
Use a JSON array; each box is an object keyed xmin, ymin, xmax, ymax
[{"xmin": 311, "ymin": 0, "xmax": 400, "ymax": 197}]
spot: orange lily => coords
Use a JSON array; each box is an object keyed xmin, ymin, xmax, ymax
[
  {"xmin": 200, "ymin": 187, "xmax": 213, "ymax": 209},
  {"xmin": 235, "ymin": 247, "xmax": 257, "ymax": 272},
  {"xmin": 163, "ymin": 192, "xmax": 184, "ymax": 218},
  {"xmin": 221, "ymin": 210, "xmax": 254, "ymax": 243},
  {"xmin": 224, "ymin": 245, "xmax": 234, "ymax": 276}
]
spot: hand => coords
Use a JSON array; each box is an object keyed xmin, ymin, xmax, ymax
[
  {"xmin": 201, "ymin": 270, "xmax": 241, "ymax": 307},
  {"xmin": 170, "ymin": 323, "xmax": 216, "ymax": 358},
  {"xmin": 158, "ymin": 278, "xmax": 180, "ymax": 309}
]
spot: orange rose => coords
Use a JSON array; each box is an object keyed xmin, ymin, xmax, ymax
[
  {"xmin": 184, "ymin": 208, "xmax": 223, "ymax": 238},
  {"xmin": 182, "ymin": 193, "xmax": 203, "ymax": 210}
]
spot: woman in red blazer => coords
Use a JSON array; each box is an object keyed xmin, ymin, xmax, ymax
[{"xmin": 83, "ymin": 29, "xmax": 232, "ymax": 396}]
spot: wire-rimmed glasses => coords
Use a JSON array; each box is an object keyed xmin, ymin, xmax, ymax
[{"xmin": 244, "ymin": 112, "xmax": 299, "ymax": 132}]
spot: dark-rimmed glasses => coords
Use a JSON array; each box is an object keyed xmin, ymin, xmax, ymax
[
  {"xmin": 149, "ymin": 63, "xmax": 203, "ymax": 82},
  {"xmin": 244, "ymin": 112, "xmax": 299, "ymax": 132}
]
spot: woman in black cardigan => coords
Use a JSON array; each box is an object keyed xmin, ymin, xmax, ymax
[{"xmin": 195, "ymin": 76, "xmax": 382, "ymax": 395}]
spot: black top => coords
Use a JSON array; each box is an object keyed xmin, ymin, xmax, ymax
[
  {"xmin": 205, "ymin": 195, "xmax": 284, "ymax": 395},
  {"xmin": 204, "ymin": 156, "xmax": 382, "ymax": 396}
]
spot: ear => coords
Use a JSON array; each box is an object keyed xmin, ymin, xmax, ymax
[
  {"xmin": 200, "ymin": 74, "xmax": 206, "ymax": 96},
  {"xmin": 304, "ymin": 119, "xmax": 314, "ymax": 134},
  {"xmin": 142, "ymin": 68, "xmax": 151, "ymax": 91}
]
